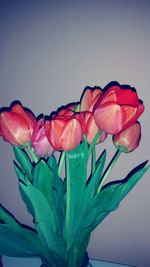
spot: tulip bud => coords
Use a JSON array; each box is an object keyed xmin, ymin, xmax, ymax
[
  {"xmin": 113, "ymin": 121, "xmax": 141, "ymax": 153},
  {"xmin": 0, "ymin": 103, "xmax": 36, "ymax": 146},
  {"xmin": 31, "ymin": 118, "xmax": 54, "ymax": 157},
  {"xmin": 80, "ymin": 86, "xmax": 103, "ymax": 112}
]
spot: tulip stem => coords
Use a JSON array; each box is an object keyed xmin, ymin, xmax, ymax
[
  {"xmin": 88, "ymin": 130, "xmax": 102, "ymax": 157},
  {"xmin": 58, "ymin": 151, "xmax": 66, "ymax": 177},
  {"xmin": 65, "ymin": 152, "xmax": 72, "ymax": 248},
  {"xmin": 97, "ymin": 149, "xmax": 122, "ymax": 194},
  {"xmin": 92, "ymin": 146, "xmax": 96, "ymax": 174},
  {"xmin": 26, "ymin": 146, "xmax": 39, "ymax": 163}
]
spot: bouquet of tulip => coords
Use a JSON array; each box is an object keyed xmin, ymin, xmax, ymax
[{"xmin": 0, "ymin": 82, "xmax": 149, "ymax": 267}]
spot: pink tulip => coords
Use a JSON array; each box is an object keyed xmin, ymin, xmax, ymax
[
  {"xmin": 0, "ymin": 103, "xmax": 36, "ymax": 146},
  {"xmin": 31, "ymin": 118, "xmax": 54, "ymax": 157},
  {"xmin": 94, "ymin": 84, "xmax": 144, "ymax": 134},
  {"xmin": 113, "ymin": 121, "xmax": 141, "ymax": 152}
]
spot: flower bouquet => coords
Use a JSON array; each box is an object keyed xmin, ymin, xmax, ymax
[{"xmin": 0, "ymin": 81, "xmax": 149, "ymax": 267}]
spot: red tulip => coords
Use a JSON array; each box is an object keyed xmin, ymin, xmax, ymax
[
  {"xmin": 0, "ymin": 103, "xmax": 36, "ymax": 146},
  {"xmin": 113, "ymin": 121, "xmax": 141, "ymax": 153},
  {"xmin": 80, "ymin": 86, "xmax": 103, "ymax": 112},
  {"xmin": 45, "ymin": 111, "xmax": 84, "ymax": 151},
  {"xmin": 31, "ymin": 118, "xmax": 54, "ymax": 157},
  {"xmin": 94, "ymin": 84, "xmax": 144, "ymax": 134},
  {"xmin": 83, "ymin": 112, "xmax": 107, "ymax": 144}
]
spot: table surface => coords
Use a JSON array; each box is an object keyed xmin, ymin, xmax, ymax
[{"xmin": 1, "ymin": 256, "xmax": 134, "ymax": 267}]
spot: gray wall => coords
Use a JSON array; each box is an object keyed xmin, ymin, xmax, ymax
[{"xmin": 0, "ymin": 1, "xmax": 150, "ymax": 266}]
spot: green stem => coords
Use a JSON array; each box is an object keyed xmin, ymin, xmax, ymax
[
  {"xmin": 88, "ymin": 130, "xmax": 102, "ymax": 157},
  {"xmin": 26, "ymin": 146, "xmax": 39, "ymax": 163},
  {"xmin": 65, "ymin": 152, "xmax": 72, "ymax": 249},
  {"xmin": 58, "ymin": 151, "xmax": 65, "ymax": 177},
  {"xmin": 97, "ymin": 149, "xmax": 122, "ymax": 194},
  {"xmin": 91, "ymin": 146, "xmax": 96, "ymax": 174}
]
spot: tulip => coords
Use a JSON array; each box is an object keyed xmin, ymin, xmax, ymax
[
  {"xmin": 113, "ymin": 121, "xmax": 141, "ymax": 153},
  {"xmin": 94, "ymin": 84, "xmax": 144, "ymax": 134},
  {"xmin": 31, "ymin": 118, "xmax": 54, "ymax": 157},
  {"xmin": 83, "ymin": 112, "xmax": 107, "ymax": 144},
  {"xmin": 0, "ymin": 103, "xmax": 36, "ymax": 146},
  {"xmin": 45, "ymin": 111, "xmax": 84, "ymax": 151},
  {"xmin": 80, "ymin": 86, "xmax": 103, "ymax": 112}
]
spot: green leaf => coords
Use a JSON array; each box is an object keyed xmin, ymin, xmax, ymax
[
  {"xmin": 14, "ymin": 162, "xmax": 27, "ymax": 184},
  {"xmin": 66, "ymin": 234, "xmax": 90, "ymax": 267},
  {"xmin": 75, "ymin": 234, "xmax": 91, "ymax": 267},
  {"xmin": 65, "ymin": 139, "xmax": 88, "ymax": 247},
  {"xmin": 86, "ymin": 149, "xmax": 106, "ymax": 200},
  {"xmin": 47, "ymin": 156, "xmax": 67, "ymax": 220},
  {"xmin": 47, "ymin": 156, "xmax": 59, "ymax": 178},
  {"xmin": 63, "ymin": 178, "xmax": 67, "ymax": 193},
  {"xmin": 32, "ymin": 159, "xmax": 64, "ymax": 234},
  {"xmin": 32, "ymin": 159, "xmax": 53, "ymax": 203},
  {"xmin": 13, "ymin": 146, "xmax": 33, "ymax": 181},
  {"xmin": 0, "ymin": 204, "xmax": 20, "ymax": 227},
  {"xmin": 73, "ymin": 150, "xmax": 106, "ymax": 241},
  {"xmin": 0, "ymin": 206, "xmax": 53, "ymax": 261},
  {"xmin": 47, "ymin": 156, "xmax": 65, "ymax": 211},
  {"xmin": 79, "ymin": 161, "xmax": 149, "ymax": 241},
  {"xmin": 19, "ymin": 182, "xmax": 67, "ymax": 260},
  {"xmin": 0, "ymin": 212, "xmax": 65, "ymax": 266},
  {"xmin": 19, "ymin": 181, "xmax": 56, "ymax": 232},
  {"xmin": 19, "ymin": 183, "xmax": 35, "ymax": 218},
  {"xmin": 47, "ymin": 155, "xmax": 58, "ymax": 171},
  {"xmin": 47, "ymin": 156, "xmax": 64, "ymax": 196},
  {"xmin": 0, "ymin": 224, "xmax": 40, "ymax": 258}
]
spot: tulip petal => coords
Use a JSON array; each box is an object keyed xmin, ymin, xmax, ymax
[
  {"xmin": 11, "ymin": 104, "xmax": 36, "ymax": 129},
  {"xmin": 32, "ymin": 118, "xmax": 44, "ymax": 141},
  {"xmin": 80, "ymin": 88, "xmax": 103, "ymax": 112},
  {"xmin": 122, "ymin": 105, "xmax": 137, "ymax": 127},
  {"xmin": 74, "ymin": 113, "xmax": 86, "ymax": 135},
  {"xmin": 45, "ymin": 119, "xmax": 65, "ymax": 150},
  {"xmin": 93, "ymin": 88, "xmax": 103, "ymax": 98},
  {"xmin": 136, "ymin": 102, "xmax": 145, "ymax": 117},
  {"xmin": 58, "ymin": 109, "xmax": 74, "ymax": 117},
  {"xmin": 94, "ymin": 103, "xmax": 125, "ymax": 134},
  {"xmin": 124, "ymin": 103, "xmax": 144, "ymax": 128},
  {"xmin": 98, "ymin": 86, "xmax": 118, "ymax": 105},
  {"xmin": 32, "ymin": 118, "xmax": 54, "ymax": 157},
  {"xmin": 116, "ymin": 89, "xmax": 138, "ymax": 106},
  {"xmin": 33, "ymin": 136, "xmax": 54, "ymax": 157},
  {"xmin": 80, "ymin": 89, "xmax": 92, "ymax": 111},
  {"xmin": 60, "ymin": 118, "xmax": 82, "ymax": 150},
  {"xmin": 53, "ymin": 119, "xmax": 65, "ymax": 137},
  {"xmin": 99, "ymin": 86, "xmax": 139, "ymax": 107},
  {"xmin": 0, "ymin": 112, "xmax": 31, "ymax": 145},
  {"xmin": 84, "ymin": 112, "xmax": 100, "ymax": 144},
  {"xmin": 89, "ymin": 94, "xmax": 102, "ymax": 112},
  {"xmin": 122, "ymin": 104, "xmax": 144, "ymax": 129},
  {"xmin": 82, "ymin": 111, "xmax": 91, "ymax": 124},
  {"xmin": 25, "ymin": 111, "xmax": 36, "ymax": 128},
  {"xmin": 113, "ymin": 122, "xmax": 141, "ymax": 152}
]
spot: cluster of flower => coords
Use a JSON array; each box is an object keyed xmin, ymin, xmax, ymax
[{"xmin": 0, "ymin": 82, "xmax": 144, "ymax": 156}]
